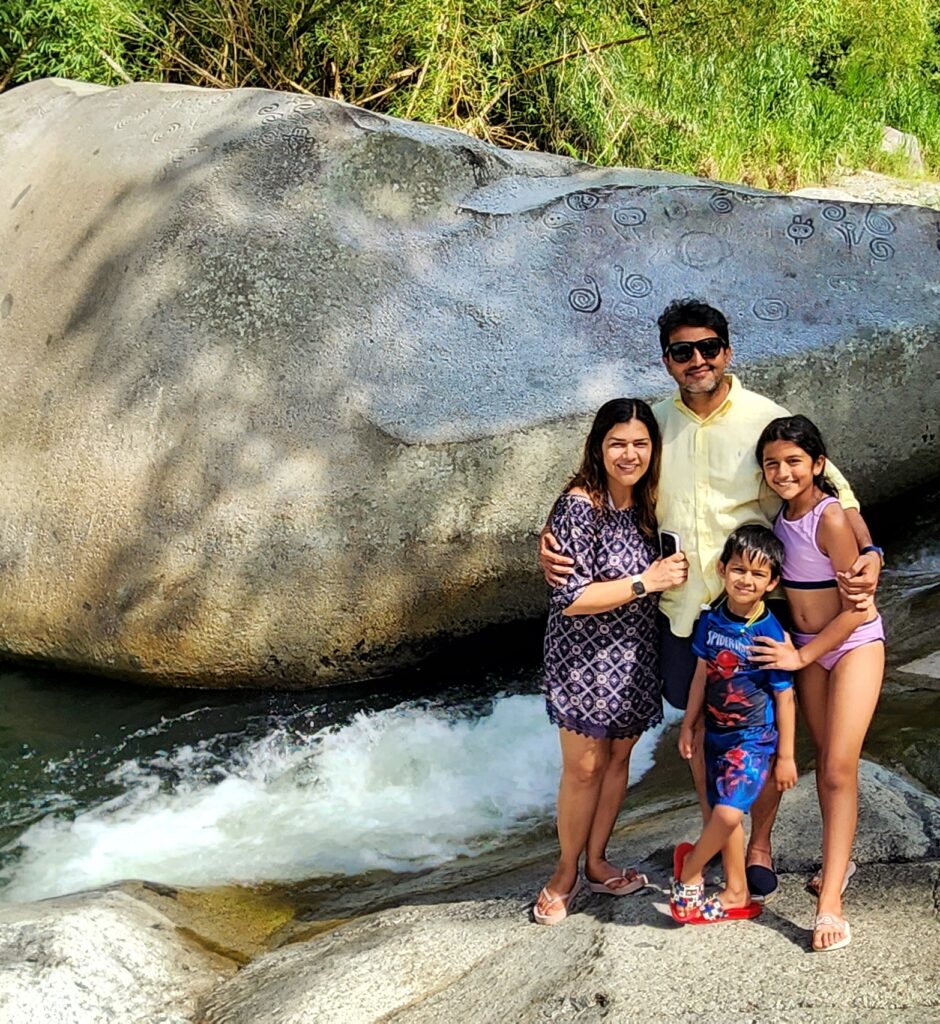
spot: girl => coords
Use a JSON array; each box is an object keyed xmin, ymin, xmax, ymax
[
  {"xmin": 535, "ymin": 398, "xmax": 687, "ymax": 924},
  {"xmin": 750, "ymin": 415, "xmax": 884, "ymax": 951}
]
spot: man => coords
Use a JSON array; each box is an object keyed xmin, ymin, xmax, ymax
[{"xmin": 540, "ymin": 298, "xmax": 882, "ymax": 899}]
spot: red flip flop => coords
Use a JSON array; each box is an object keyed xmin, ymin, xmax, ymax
[
  {"xmin": 686, "ymin": 894, "xmax": 762, "ymax": 924},
  {"xmin": 673, "ymin": 841, "xmax": 695, "ymax": 881},
  {"xmin": 669, "ymin": 842, "xmax": 703, "ymax": 923}
]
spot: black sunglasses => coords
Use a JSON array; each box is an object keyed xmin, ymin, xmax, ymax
[{"xmin": 664, "ymin": 337, "xmax": 728, "ymax": 363}]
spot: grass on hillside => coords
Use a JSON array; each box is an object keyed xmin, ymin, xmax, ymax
[{"xmin": 1, "ymin": 0, "xmax": 939, "ymax": 187}]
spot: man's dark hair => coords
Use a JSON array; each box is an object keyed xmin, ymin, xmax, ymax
[
  {"xmin": 657, "ymin": 299, "xmax": 729, "ymax": 352},
  {"xmin": 718, "ymin": 524, "xmax": 785, "ymax": 580}
]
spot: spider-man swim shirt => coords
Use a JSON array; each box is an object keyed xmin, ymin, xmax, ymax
[{"xmin": 691, "ymin": 602, "xmax": 793, "ymax": 732}]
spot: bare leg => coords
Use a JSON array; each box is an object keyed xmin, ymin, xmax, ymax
[
  {"xmin": 688, "ymin": 716, "xmax": 710, "ymax": 824},
  {"xmin": 745, "ymin": 771, "xmax": 782, "ymax": 872},
  {"xmin": 585, "ymin": 735, "xmax": 640, "ymax": 887},
  {"xmin": 814, "ymin": 643, "xmax": 883, "ymax": 949},
  {"xmin": 720, "ymin": 817, "xmax": 750, "ymax": 909},
  {"xmin": 679, "ymin": 804, "xmax": 749, "ymax": 910},
  {"xmin": 536, "ymin": 729, "xmax": 611, "ymax": 916},
  {"xmin": 797, "ymin": 661, "xmax": 833, "ymax": 894}
]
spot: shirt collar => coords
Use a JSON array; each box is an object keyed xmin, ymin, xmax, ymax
[{"xmin": 671, "ymin": 374, "xmax": 739, "ymax": 424}]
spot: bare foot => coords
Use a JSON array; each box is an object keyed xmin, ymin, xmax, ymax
[
  {"xmin": 536, "ymin": 866, "xmax": 579, "ymax": 917},
  {"xmin": 813, "ymin": 911, "xmax": 850, "ymax": 950},
  {"xmin": 585, "ymin": 859, "xmax": 643, "ymax": 892},
  {"xmin": 715, "ymin": 886, "xmax": 752, "ymax": 911}
]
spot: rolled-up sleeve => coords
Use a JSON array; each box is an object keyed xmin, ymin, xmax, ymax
[
  {"xmin": 548, "ymin": 494, "xmax": 597, "ymax": 612},
  {"xmin": 823, "ymin": 458, "xmax": 860, "ymax": 512}
]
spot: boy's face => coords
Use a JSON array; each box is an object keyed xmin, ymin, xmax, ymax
[{"xmin": 718, "ymin": 552, "xmax": 778, "ymax": 612}]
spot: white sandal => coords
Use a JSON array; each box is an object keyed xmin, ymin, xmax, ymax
[{"xmin": 812, "ymin": 913, "xmax": 852, "ymax": 951}]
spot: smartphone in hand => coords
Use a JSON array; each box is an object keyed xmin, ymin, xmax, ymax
[{"xmin": 660, "ymin": 530, "xmax": 681, "ymax": 559}]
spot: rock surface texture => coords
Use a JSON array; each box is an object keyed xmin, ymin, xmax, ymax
[
  {"xmin": 0, "ymin": 888, "xmax": 234, "ymax": 1024},
  {"xmin": 1, "ymin": 78, "xmax": 939, "ymax": 686},
  {"xmin": 2, "ymin": 762, "xmax": 937, "ymax": 1023}
]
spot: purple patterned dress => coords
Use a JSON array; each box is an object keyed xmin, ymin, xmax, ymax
[{"xmin": 543, "ymin": 493, "xmax": 663, "ymax": 739}]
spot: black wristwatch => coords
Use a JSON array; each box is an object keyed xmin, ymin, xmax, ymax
[
  {"xmin": 859, "ymin": 544, "xmax": 885, "ymax": 567},
  {"xmin": 631, "ymin": 574, "xmax": 647, "ymax": 597}
]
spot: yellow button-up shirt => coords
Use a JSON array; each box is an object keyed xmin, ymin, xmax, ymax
[{"xmin": 653, "ymin": 375, "xmax": 858, "ymax": 637}]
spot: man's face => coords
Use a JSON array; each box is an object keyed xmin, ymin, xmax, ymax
[{"xmin": 662, "ymin": 324, "xmax": 733, "ymax": 396}]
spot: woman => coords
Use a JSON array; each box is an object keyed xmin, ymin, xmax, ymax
[{"xmin": 535, "ymin": 398, "xmax": 688, "ymax": 924}]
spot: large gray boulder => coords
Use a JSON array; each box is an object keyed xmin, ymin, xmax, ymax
[{"xmin": 1, "ymin": 78, "xmax": 938, "ymax": 687}]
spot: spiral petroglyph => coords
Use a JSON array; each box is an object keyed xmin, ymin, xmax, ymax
[
  {"xmin": 822, "ymin": 204, "xmax": 846, "ymax": 222},
  {"xmin": 709, "ymin": 191, "xmax": 734, "ymax": 214},
  {"xmin": 869, "ymin": 238, "xmax": 895, "ymax": 262},
  {"xmin": 864, "ymin": 209, "xmax": 896, "ymax": 236},
  {"xmin": 614, "ymin": 267, "xmax": 653, "ymax": 298},
  {"xmin": 752, "ymin": 298, "xmax": 789, "ymax": 322},
  {"xmin": 568, "ymin": 276, "xmax": 602, "ymax": 313}
]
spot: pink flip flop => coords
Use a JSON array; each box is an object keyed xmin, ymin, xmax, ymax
[
  {"xmin": 533, "ymin": 877, "xmax": 582, "ymax": 926},
  {"xmin": 586, "ymin": 867, "xmax": 648, "ymax": 896}
]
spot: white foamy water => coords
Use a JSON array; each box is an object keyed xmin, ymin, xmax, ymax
[{"xmin": 0, "ymin": 695, "xmax": 679, "ymax": 903}]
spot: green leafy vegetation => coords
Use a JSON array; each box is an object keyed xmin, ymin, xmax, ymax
[{"xmin": 2, "ymin": 0, "xmax": 939, "ymax": 186}]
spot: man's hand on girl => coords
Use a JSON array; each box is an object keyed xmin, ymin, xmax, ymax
[
  {"xmin": 539, "ymin": 529, "xmax": 574, "ymax": 585},
  {"xmin": 748, "ymin": 634, "xmax": 805, "ymax": 671},
  {"xmin": 775, "ymin": 756, "xmax": 798, "ymax": 791},
  {"xmin": 837, "ymin": 550, "xmax": 881, "ymax": 608}
]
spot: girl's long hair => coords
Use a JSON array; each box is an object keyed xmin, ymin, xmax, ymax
[
  {"xmin": 564, "ymin": 398, "xmax": 661, "ymax": 539},
  {"xmin": 756, "ymin": 415, "xmax": 839, "ymax": 498}
]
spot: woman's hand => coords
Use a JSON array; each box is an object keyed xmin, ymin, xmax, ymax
[
  {"xmin": 539, "ymin": 528, "xmax": 574, "ymax": 586},
  {"xmin": 775, "ymin": 756, "xmax": 798, "ymax": 792},
  {"xmin": 678, "ymin": 723, "xmax": 694, "ymax": 760},
  {"xmin": 642, "ymin": 553, "xmax": 688, "ymax": 593},
  {"xmin": 748, "ymin": 634, "xmax": 805, "ymax": 671}
]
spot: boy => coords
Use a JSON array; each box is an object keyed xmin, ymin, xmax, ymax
[{"xmin": 670, "ymin": 524, "xmax": 797, "ymax": 923}]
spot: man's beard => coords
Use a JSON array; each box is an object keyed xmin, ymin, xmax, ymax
[{"xmin": 681, "ymin": 369, "xmax": 722, "ymax": 395}]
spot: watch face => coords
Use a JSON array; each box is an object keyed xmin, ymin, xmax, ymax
[{"xmin": 632, "ymin": 578, "xmax": 646, "ymax": 596}]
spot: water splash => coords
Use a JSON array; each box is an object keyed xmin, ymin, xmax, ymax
[{"xmin": 0, "ymin": 695, "xmax": 679, "ymax": 902}]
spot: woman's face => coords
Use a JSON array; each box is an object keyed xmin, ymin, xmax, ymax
[{"xmin": 601, "ymin": 419, "xmax": 653, "ymax": 490}]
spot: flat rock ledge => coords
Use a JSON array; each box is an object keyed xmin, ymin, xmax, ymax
[{"xmin": 2, "ymin": 761, "xmax": 938, "ymax": 1024}]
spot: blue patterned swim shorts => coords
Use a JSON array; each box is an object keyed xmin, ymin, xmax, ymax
[{"xmin": 704, "ymin": 727, "xmax": 778, "ymax": 813}]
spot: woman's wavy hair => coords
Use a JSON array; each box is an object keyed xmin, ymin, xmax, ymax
[
  {"xmin": 756, "ymin": 414, "xmax": 838, "ymax": 498},
  {"xmin": 564, "ymin": 398, "xmax": 661, "ymax": 539}
]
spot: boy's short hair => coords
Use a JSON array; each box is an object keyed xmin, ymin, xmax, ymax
[{"xmin": 719, "ymin": 524, "xmax": 785, "ymax": 579}]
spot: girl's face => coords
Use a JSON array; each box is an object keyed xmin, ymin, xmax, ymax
[
  {"xmin": 760, "ymin": 439, "xmax": 825, "ymax": 500},
  {"xmin": 602, "ymin": 419, "xmax": 653, "ymax": 490}
]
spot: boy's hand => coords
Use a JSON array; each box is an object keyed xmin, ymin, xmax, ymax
[
  {"xmin": 678, "ymin": 724, "xmax": 694, "ymax": 760},
  {"xmin": 775, "ymin": 756, "xmax": 798, "ymax": 791},
  {"xmin": 748, "ymin": 634, "xmax": 804, "ymax": 671},
  {"xmin": 539, "ymin": 528, "xmax": 574, "ymax": 586}
]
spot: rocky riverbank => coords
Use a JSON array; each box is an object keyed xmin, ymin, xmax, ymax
[{"xmin": 2, "ymin": 759, "xmax": 937, "ymax": 1024}]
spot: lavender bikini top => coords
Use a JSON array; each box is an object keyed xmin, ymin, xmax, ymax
[{"xmin": 772, "ymin": 496, "xmax": 839, "ymax": 589}]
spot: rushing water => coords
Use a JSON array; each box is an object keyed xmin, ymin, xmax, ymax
[
  {"xmin": 0, "ymin": 638, "xmax": 683, "ymax": 903},
  {"xmin": 1, "ymin": 484, "xmax": 938, "ymax": 905}
]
